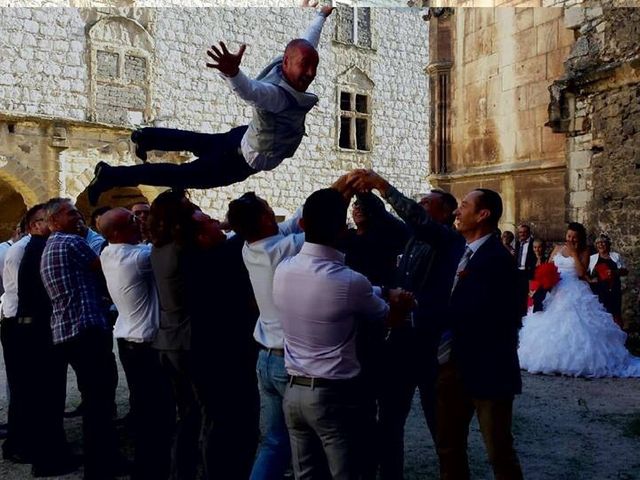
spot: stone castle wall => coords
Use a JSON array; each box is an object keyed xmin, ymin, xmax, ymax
[
  {"xmin": 0, "ymin": 5, "xmax": 429, "ymax": 233},
  {"xmin": 427, "ymin": 6, "xmax": 574, "ymax": 240}
]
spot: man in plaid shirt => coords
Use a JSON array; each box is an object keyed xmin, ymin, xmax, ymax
[{"xmin": 40, "ymin": 198, "xmax": 127, "ymax": 479}]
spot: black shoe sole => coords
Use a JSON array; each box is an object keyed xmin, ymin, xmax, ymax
[
  {"xmin": 87, "ymin": 162, "xmax": 109, "ymax": 206},
  {"xmin": 131, "ymin": 130, "xmax": 148, "ymax": 162}
]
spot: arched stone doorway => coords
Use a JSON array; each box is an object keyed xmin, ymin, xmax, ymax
[{"xmin": 0, "ymin": 177, "xmax": 27, "ymax": 239}]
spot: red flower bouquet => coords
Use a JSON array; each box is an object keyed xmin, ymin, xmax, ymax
[{"xmin": 534, "ymin": 263, "xmax": 561, "ymax": 290}]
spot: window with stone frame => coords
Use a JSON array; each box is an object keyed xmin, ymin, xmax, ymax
[
  {"xmin": 88, "ymin": 17, "xmax": 154, "ymax": 126},
  {"xmin": 339, "ymin": 90, "xmax": 371, "ymax": 151},
  {"xmin": 334, "ymin": 0, "xmax": 372, "ymax": 48}
]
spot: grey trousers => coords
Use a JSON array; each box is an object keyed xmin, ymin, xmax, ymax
[{"xmin": 283, "ymin": 380, "xmax": 363, "ymax": 480}]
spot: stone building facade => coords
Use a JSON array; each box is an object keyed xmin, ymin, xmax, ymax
[
  {"xmin": 0, "ymin": 1, "xmax": 429, "ymax": 234},
  {"xmin": 420, "ymin": 0, "xmax": 640, "ymax": 325}
]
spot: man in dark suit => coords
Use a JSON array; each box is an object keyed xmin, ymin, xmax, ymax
[
  {"xmin": 348, "ymin": 169, "xmax": 465, "ymax": 479},
  {"xmin": 438, "ymin": 189, "xmax": 523, "ymax": 480},
  {"xmin": 514, "ymin": 224, "xmax": 536, "ymax": 317}
]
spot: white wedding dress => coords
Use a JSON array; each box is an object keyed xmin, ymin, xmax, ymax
[{"xmin": 518, "ymin": 254, "xmax": 640, "ymax": 377}]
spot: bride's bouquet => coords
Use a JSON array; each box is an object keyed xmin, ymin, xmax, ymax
[{"xmin": 534, "ymin": 263, "xmax": 561, "ymax": 290}]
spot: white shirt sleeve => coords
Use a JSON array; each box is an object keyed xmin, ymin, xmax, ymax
[
  {"xmin": 135, "ymin": 245, "xmax": 153, "ymax": 274},
  {"xmin": 278, "ymin": 207, "xmax": 304, "ymax": 236},
  {"xmin": 301, "ymin": 13, "xmax": 328, "ymax": 49},
  {"xmin": 223, "ymin": 69, "xmax": 290, "ymax": 113}
]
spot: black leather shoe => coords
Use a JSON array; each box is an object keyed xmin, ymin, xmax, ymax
[
  {"xmin": 32, "ymin": 454, "xmax": 82, "ymax": 477},
  {"xmin": 87, "ymin": 162, "xmax": 110, "ymax": 206},
  {"xmin": 131, "ymin": 130, "xmax": 148, "ymax": 162}
]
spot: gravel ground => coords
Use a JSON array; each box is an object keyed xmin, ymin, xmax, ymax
[{"xmin": 1, "ymin": 344, "xmax": 639, "ymax": 480}]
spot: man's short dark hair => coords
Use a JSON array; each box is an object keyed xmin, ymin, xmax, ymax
[
  {"xmin": 303, "ymin": 188, "xmax": 348, "ymax": 246},
  {"xmin": 91, "ymin": 206, "xmax": 111, "ymax": 228},
  {"xmin": 24, "ymin": 203, "xmax": 46, "ymax": 228},
  {"xmin": 473, "ymin": 188, "xmax": 503, "ymax": 227},
  {"xmin": 148, "ymin": 189, "xmax": 197, "ymax": 247},
  {"xmin": 227, "ymin": 192, "xmax": 267, "ymax": 240},
  {"xmin": 431, "ymin": 188, "xmax": 458, "ymax": 225}
]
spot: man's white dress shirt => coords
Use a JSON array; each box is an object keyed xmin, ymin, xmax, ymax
[
  {"xmin": 100, "ymin": 243, "xmax": 159, "ymax": 343},
  {"xmin": 1, "ymin": 235, "xmax": 30, "ymax": 318},
  {"xmin": 0, "ymin": 239, "xmax": 14, "ymax": 299},
  {"xmin": 517, "ymin": 237, "xmax": 530, "ymax": 270},
  {"xmin": 274, "ymin": 242, "xmax": 389, "ymax": 380},
  {"xmin": 243, "ymin": 210, "xmax": 304, "ymax": 349}
]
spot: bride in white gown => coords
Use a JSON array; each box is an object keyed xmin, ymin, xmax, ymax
[{"xmin": 518, "ymin": 222, "xmax": 640, "ymax": 377}]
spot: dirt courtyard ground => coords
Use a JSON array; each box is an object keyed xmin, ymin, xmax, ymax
[{"xmin": 1, "ymin": 344, "xmax": 639, "ymax": 480}]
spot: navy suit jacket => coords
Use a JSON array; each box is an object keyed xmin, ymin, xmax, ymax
[{"xmin": 449, "ymin": 235, "xmax": 522, "ymax": 399}]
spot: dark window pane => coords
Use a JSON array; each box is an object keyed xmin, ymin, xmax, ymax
[
  {"xmin": 340, "ymin": 116, "xmax": 352, "ymax": 149},
  {"xmin": 356, "ymin": 118, "xmax": 368, "ymax": 151},
  {"xmin": 355, "ymin": 94, "xmax": 368, "ymax": 113},
  {"xmin": 341, "ymin": 92, "xmax": 352, "ymax": 111},
  {"xmin": 357, "ymin": 7, "xmax": 371, "ymax": 48}
]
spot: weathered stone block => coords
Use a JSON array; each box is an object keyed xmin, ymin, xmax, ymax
[
  {"xmin": 533, "ymin": 6, "xmax": 562, "ymax": 25},
  {"xmin": 569, "ymin": 149, "xmax": 592, "ymax": 169},
  {"xmin": 537, "ymin": 19, "xmax": 558, "ymax": 55},
  {"xmin": 514, "ymin": 54, "xmax": 547, "ymax": 85},
  {"xmin": 563, "ymin": 7, "xmax": 585, "ymax": 30}
]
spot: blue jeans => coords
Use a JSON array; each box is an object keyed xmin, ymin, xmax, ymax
[{"xmin": 250, "ymin": 349, "xmax": 291, "ymax": 480}]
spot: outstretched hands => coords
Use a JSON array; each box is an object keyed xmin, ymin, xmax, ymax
[
  {"xmin": 301, "ymin": 0, "xmax": 334, "ymax": 16},
  {"xmin": 346, "ymin": 169, "xmax": 391, "ymax": 196},
  {"xmin": 206, "ymin": 41, "xmax": 246, "ymax": 77}
]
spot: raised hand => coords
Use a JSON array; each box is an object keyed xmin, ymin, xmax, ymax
[
  {"xmin": 206, "ymin": 41, "xmax": 246, "ymax": 77},
  {"xmin": 301, "ymin": 0, "xmax": 334, "ymax": 16},
  {"xmin": 346, "ymin": 169, "xmax": 389, "ymax": 195}
]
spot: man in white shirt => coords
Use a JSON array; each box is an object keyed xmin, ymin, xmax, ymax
[
  {"xmin": 87, "ymin": 0, "xmax": 334, "ymax": 205},
  {"xmin": 0, "ymin": 215, "xmax": 31, "ymax": 462},
  {"xmin": 226, "ymin": 191, "xmax": 305, "ymax": 480},
  {"xmin": 515, "ymin": 223, "xmax": 536, "ymax": 316},
  {"xmin": 99, "ymin": 208, "xmax": 173, "ymax": 480},
  {"xmin": 273, "ymin": 188, "xmax": 413, "ymax": 479}
]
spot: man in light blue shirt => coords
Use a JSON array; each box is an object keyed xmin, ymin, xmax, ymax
[{"xmin": 88, "ymin": 0, "xmax": 334, "ymax": 205}]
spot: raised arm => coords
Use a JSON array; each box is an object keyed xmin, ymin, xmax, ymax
[
  {"xmin": 300, "ymin": 0, "xmax": 334, "ymax": 48},
  {"xmin": 207, "ymin": 42, "xmax": 290, "ymax": 113},
  {"xmin": 347, "ymin": 169, "xmax": 454, "ymax": 247}
]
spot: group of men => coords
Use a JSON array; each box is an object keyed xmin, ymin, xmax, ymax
[
  {"xmin": 0, "ymin": 198, "xmax": 158, "ymax": 479},
  {"xmin": 1, "ymin": 0, "xmax": 527, "ymax": 478}
]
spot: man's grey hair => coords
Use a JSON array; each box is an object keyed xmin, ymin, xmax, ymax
[{"xmin": 44, "ymin": 197, "xmax": 73, "ymax": 222}]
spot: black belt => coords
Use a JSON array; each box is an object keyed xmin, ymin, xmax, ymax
[
  {"xmin": 259, "ymin": 345, "xmax": 284, "ymax": 357},
  {"xmin": 288, "ymin": 375, "xmax": 357, "ymax": 388},
  {"xmin": 1, "ymin": 316, "xmax": 34, "ymax": 325}
]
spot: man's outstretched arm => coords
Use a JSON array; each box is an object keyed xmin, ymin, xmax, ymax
[
  {"xmin": 300, "ymin": 0, "xmax": 334, "ymax": 48},
  {"xmin": 348, "ymin": 169, "xmax": 454, "ymax": 246},
  {"xmin": 206, "ymin": 42, "xmax": 290, "ymax": 113}
]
